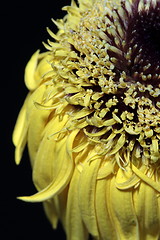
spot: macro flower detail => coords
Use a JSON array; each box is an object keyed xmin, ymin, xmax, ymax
[{"xmin": 13, "ymin": 0, "xmax": 160, "ymax": 239}]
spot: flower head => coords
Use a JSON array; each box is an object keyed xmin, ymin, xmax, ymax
[{"xmin": 13, "ymin": 0, "xmax": 160, "ymax": 239}]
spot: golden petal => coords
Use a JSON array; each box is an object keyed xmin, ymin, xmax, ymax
[
  {"xmin": 132, "ymin": 164, "xmax": 160, "ymax": 193},
  {"xmin": 24, "ymin": 50, "xmax": 52, "ymax": 91},
  {"xmin": 66, "ymin": 168, "xmax": 88, "ymax": 240},
  {"xmin": 115, "ymin": 165, "xmax": 148, "ymax": 190},
  {"xmin": 95, "ymin": 178, "xmax": 117, "ymax": 240},
  {"xmin": 109, "ymin": 176, "xmax": 139, "ymax": 239},
  {"xmin": 78, "ymin": 156, "xmax": 101, "ymax": 237},
  {"xmin": 12, "ymin": 94, "xmax": 30, "ymax": 164},
  {"xmin": 97, "ymin": 160, "xmax": 114, "ymax": 179},
  {"xmin": 18, "ymin": 136, "xmax": 73, "ymax": 202},
  {"xmin": 24, "ymin": 50, "xmax": 40, "ymax": 91},
  {"xmin": 109, "ymin": 133, "xmax": 126, "ymax": 155},
  {"xmin": 133, "ymin": 181, "xmax": 160, "ymax": 239},
  {"xmin": 43, "ymin": 199, "xmax": 58, "ymax": 229}
]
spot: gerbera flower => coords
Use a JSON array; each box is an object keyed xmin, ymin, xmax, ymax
[{"xmin": 13, "ymin": 0, "xmax": 160, "ymax": 239}]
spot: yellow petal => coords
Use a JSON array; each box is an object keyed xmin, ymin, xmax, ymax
[
  {"xmin": 132, "ymin": 164, "xmax": 160, "ymax": 193},
  {"xmin": 97, "ymin": 161, "xmax": 114, "ymax": 179},
  {"xmin": 66, "ymin": 168, "xmax": 88, "ymax": 240},
  {"xmin": 13, "ymin": 84, "xmax": 46, "ymax": 165},
  {"xmin": 12, "ymin": 94, "xmax": 29, "ymax": 146},
  {"xmin": 115, "ymin": 165, "xmax": 148, "ymax": 190},
  {"xmin": 29, "ymin": 113, "xmax": 69, "ymax": 171},
  {"xmin": 27, "ymin": 107, "xmax": 51, "ymax": 166},
  {"xmin": 12, "ymin": 93, "xmax": 30, "ymax": 164},
  {"xmin": 95, "ymin": 178, "xmax": 117, "ymax": 240},
  {"xmin": 14, "ymin": 132, "xmax": 27, "ymax": 165},
  {"xmin": 13, "ymin": 83, "xmax": 47, "ymax": 165},
  {"xmin": 24, "ymin": 50, "xmax": 40, "ymax": 91},
  {"xmin": 43, "ymin": 199, "xmax": 58, "ymax": 229},
  {"xmin": 18, "ymin": 135, "xmax": 73, "ymax": 202},
  {"xmin": 25, "ymin": 84, "xmax": 49, "ymax": 165},
  {"xmin": 56, "ymin": 187, "xmax": 68, "ymax": 228},
  {"xmin": 30, "ymin": 113, "xmax": 71, "ymax": 191},
  {"xmin": 109, "ymin": 176, "xmax": 139, "ymax": 239},
  {"xmin": 78, "ymin": 155, "xmax": 101, "ymax": 238},
  {"xmin": 109, "ymin": 133, "xmax": 126, "ymax": 155},
  {"xmin": 133, "ymin": 181, "xmax": 160, "ymax": 239},
  {"xmin": 24, "ymin": 51, "xmax": 51, "ymax": 91},
  {"xmin": 34, "ymin": 53, "xmax": 53, "ymax": 82},
  {"xmin": 18, "ymin": 127, "xmax": 79, "ymax": 202}
]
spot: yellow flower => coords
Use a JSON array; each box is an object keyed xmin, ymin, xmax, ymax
[{"xmin": 13, "ymin": 0, "xmax": 160, "ymax": 239}]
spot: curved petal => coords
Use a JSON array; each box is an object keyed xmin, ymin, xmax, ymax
[
  {"xmin": 13, "ymin": 84, "xmax": 48, "ymax": 165},
  {"xmin": 97, "ymin": 161, "xmax": 114, "ymax": 180},
  {"xmin": 115, "ymin": 165, "xmax": 148, "ymax": 190},
  {"xmin": 132, "ymin": 164, "xmax": 160, "ymax": 193},
  {"xmin": 12, "ymin": 93, "xmax": 30, "ymax": 164},
  {"xmin": 12, "ymin": 93, "xmax": 29, "ymax": 146},
  {"xmin": 18, "ymin": 127, "xmax": 80, "ymax": 202},
  {"xmin": 25, "ymin": 84, "xmax": 49, "ymax": 166},
  {"xmin": 43, "ymin": 199, "xmax": 58, "ymax": 229},
  {"xmin": 109, "ymin": 176, "xmax": 139, "ymax": 239},
  {"xmin": 78, "ymin": 155, "xmax": 101, "ymax": 238},
  {"xmin": 24, "ymin": 50, "xmax": 40, "ymax": 91},
  {"xmin": 27, "ymin": 106, "xmax": 52, "ymax": 167},
  {"xmin": 18, "ymin": 135, "xmax": 73, "ymax": 202},
  {"xmin": 95, "ymin": 178, "xmax": 117, "ymax": 240},
  {"xmin": 133, "ymin": 181, "xmax": 160, "ymax": 239},
  {"xmin": 66, "ymin": 168, "xmax": 88, "ymax": 240},
  {"xmin": 29, "ymin": 112, "xmax": 69, "ymax": 172},
  {"xmin": 32, "ymin": 116, "xmax": 78, "ymax": 189},
  {"xmin": 56, "ymin": 187, "xmax": 69, "ymax": 228},
  {"xmin": 25, "ymin": 50, "xmax": 52, "ymax": 91}
]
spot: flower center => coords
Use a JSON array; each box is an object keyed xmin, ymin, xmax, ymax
[
  {"xmin": 126, "ymin": 4, "xmax": 160, "ymax": 84},
  {"xmin": 134, "ymin": 10, "xmax": 160, "ymax": 56},
  {"xmin": 48, "ymin": 0, "xmax": 160, "ymax": 164}
]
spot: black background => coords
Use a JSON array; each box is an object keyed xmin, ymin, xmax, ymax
[{"xmin": 3, "ymin": 1, "xmax": 71, "ymax": 239}]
